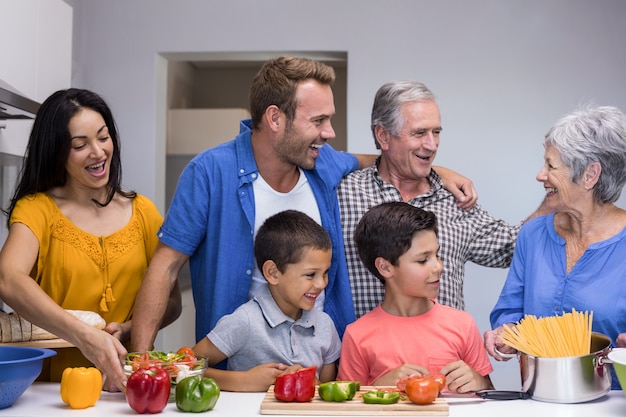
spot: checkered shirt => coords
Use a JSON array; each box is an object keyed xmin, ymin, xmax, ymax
[{"xmin": 338, "ymin": 163, "xmax": 522, "ymax": 318}]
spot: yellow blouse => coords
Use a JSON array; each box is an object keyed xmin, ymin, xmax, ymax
[{"xmin": 10, "ymin": 193, "xmax": 162, "ymax": 380}]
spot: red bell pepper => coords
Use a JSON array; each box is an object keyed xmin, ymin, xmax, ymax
[
  {"xmin": 274, "ymin": 366, "xmax": 317, "ymax": 402},
  {"xmin": 126, "ymin": 366, "xmax": 171, "ymax": 414}
]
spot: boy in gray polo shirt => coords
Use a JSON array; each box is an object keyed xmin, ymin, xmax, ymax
[{"xmin": 192, "ymin": 210, "xmax": 341, "ymax": 392}]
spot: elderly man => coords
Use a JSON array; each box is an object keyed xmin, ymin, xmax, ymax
[{"xmin": 340, "ymin": 80, "xmax": 548, "ymax": 318}]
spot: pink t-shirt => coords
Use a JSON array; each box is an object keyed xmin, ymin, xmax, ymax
[{"xmin": 337, "ymin": 301, "xmax": 493, "ymax": 385}]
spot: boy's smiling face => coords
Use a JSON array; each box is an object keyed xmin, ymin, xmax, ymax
[
  {"xmin": 267, "ymin": 247, "xmax": 331, "ymax": 321},
  {"xmin": 383, "ymin": 230, "xmax": 442, "ymax": 302}
]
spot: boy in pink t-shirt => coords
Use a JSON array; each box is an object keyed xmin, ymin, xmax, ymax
[{"xmin": 337, "ymin": 202, "xmax": 493, "ymax": 393}]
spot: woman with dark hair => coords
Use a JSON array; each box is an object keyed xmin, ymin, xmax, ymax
[{"xmin": 0, "ymin": 89, "xmax": 181, "ymax": 392}]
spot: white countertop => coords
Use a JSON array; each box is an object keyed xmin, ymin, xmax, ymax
[{"xmin": 1, "ymin": 383, "xmax": 625, "ymax": 416}]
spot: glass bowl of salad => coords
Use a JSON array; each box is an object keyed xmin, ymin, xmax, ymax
[{"xmin": 124, "ymin": 347, "xmax": 208, "ymax": 401}]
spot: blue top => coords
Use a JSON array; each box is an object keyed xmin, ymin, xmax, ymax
[
  {"xmin": 158, "ymin": 119, "xmax": 358, "ymax": 341},
  {"xmin": 207, "ymin": 284, "xmax": 341, "ymax": 377},
  {"xmin": 490, "ymin": 214, "xmax": 626, "ymax": 389}
]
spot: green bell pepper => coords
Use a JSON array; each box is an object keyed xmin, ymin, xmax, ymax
[
  {"xmin": 318, "ymin": 381, "xmax": 360, "ymax": 402},
  {"xmin": 362, "ymin": 389, "xmax": 400, "ymax": 404},
  {"xmin": 175, "ymin": 375, "xmax": 220, "ymax": 412}
]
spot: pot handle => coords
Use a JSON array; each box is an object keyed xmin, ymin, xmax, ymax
[
  {"xmin": 494, "ymin": 347, "xmax": 519, "ymax": 360},
  {"xmin": 599, "ymin": 346, "xmax": 626, "ymax": 365}
]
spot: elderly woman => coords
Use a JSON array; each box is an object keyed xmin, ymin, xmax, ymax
[{"xmin": 484, "ymin": 105, "xmax": 626, "ymax": 390}]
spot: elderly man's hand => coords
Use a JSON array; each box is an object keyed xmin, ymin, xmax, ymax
[{"xmin": 433, "ymin": 166, "xmax": 478, "ymax": 210}]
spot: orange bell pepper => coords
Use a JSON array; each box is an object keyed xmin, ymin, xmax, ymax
[{"xmin": 60, "ymin": 367, "xmax": 102, "ymax": 409}]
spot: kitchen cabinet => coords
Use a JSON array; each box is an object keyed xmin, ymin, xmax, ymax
[
  {"xmin": 0, "ymin": 0, "xmax": 72, "ymax": 103},
  {"xmin": 0, "ymin": 0, "xmax": 72, "ymax": 157},
  {"xmin": 0, "ymin": 119, "xmax": 31, "ymax": 157}
]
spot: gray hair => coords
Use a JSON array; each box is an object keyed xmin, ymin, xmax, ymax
[
  {"xmin": 370, "ymin": 81, "xmax": 436, "ymax": 149},
  {"xmin": 545, "ymin": 105, "xmax": 626, "ymax": 204}
]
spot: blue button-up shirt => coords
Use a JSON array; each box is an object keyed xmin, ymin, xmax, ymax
[
  {"xmin": 490, "ymin": 214, "xmax": 626, "ymax": 389},
  {"xmin": 159, "ymin": 119, "xmax": 359, "ymax": 341}
]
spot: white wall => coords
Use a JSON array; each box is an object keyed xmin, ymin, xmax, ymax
[{"xmin": 67, "ymin": 0, "xmax": 626, "ymax": 389}]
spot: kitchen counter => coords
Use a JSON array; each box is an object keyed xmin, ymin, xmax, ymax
[{"xmin": 1, "ymin": 383, "xmax": 625, "ymax": 416}]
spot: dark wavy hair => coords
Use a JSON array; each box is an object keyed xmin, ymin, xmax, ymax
[
  {"xmin": 355, "ymin": 202, "xmax": 438, "ymax": 284},
  {"xmin": 4, "ymin": 88, "xmax": 135, "ymax": 226}
]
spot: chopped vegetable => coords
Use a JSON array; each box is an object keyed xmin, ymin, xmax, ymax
[
  {"xmin": 318, "ymin": 381, "xmax": 359, "ymax": 402},
  {"xmin": 176, "ymin": 346, "xmax": 197, "ymax": 363},
  {"xmin": 397, "ymin": 373, "xmax": 446, "ymax": 393},
  {"xmin": 274, "ymin": 366, "xmax": 317, "ymax": 402},
  {"xmin": 125, "ymin": 347, "xmax": 202, "ymax": 385},
  {"xmin": 362, "ymin": 389, "xmax": 401, "ymax": 404},
  {"xmin": 126, "ymin": 348, "xmax": 198, "ymax": 370}
]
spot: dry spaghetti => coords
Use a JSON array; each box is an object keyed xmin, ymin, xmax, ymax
[{"xmin": 500, "ymin": 309, "xmax": 593, "ymax": 357}]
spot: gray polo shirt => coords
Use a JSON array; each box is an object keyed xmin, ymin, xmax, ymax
[{"xmin": 207, "ymin": 284, "xmax": 341, "ymax": 377}]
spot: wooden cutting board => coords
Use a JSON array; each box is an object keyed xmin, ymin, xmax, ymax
[
  {"xmin": 260, "ymin": 385, "xmax": 449, "ymax": 415},
  {"xmin": 1, "ymin": 338, "xmax": 73, "ymax": 348}
]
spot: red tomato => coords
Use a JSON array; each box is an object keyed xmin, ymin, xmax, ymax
[
  {"xmin": 406, "ymin": 376, "xmax": 439, "ymax": 405},
  {"xmin": 432, "ymin": 374, "xmax": 446, "ymax": 392},
  {"xmin": 396, "ymin": 375, "xmax": 421, "ymax": 392},
  {"xmin": 176, "ymin": 346, "xmax": 197, "ymax": 363}
]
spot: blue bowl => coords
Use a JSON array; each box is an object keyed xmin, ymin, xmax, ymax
[{"xmin": 0, "ymin": 346, "xmax": 56, "ymax": 409}]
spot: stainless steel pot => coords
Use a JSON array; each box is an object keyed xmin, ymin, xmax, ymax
[{"xmin": 517, "ymin": 332, "xmax": 612, "ymax": 403}]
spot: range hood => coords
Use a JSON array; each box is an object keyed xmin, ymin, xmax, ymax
[{"xmin": 0, "ymin": 79, "xmax": 40, "ymax": 120}]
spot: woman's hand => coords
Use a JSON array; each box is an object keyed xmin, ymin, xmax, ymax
[
  {"xmin": 99, "ymin": 322, "xmax": 130, "ymax": 392},
  {"xmin": 484, "ymin": 325, "xmax": 517, "ymax": 360},
  {"xmin": 616, "ymin": 332, "xmax": 626, "ymax": 347},
  {"xmin": 74, "ymin": 325, "xmax": 128, "ymax": 392},
  {"xmin": 102, "ymin": 373, "xmax": 122, "ymax": 392}
]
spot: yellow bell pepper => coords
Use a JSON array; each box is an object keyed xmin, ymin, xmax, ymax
[{"xmin": 60, "ymin": 367, "xmax": 102, "ymax": 409}]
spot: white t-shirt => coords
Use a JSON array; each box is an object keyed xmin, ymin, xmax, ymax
[{"xmin": 248, "ymin": 168, "xmax": 325, "ymax": 309}]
